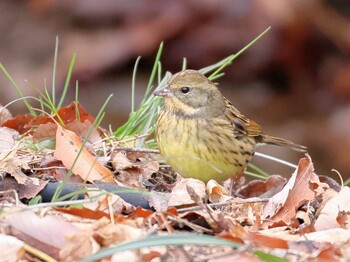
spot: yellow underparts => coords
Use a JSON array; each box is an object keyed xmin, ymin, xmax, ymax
[{"xmin": 157, "ymin": 113, "xmax": 255, "ymax": 183}]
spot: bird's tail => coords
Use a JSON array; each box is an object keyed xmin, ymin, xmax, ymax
[{"xmin": 260, "ymin": 134, "xmax": 307, "ymax": 153}]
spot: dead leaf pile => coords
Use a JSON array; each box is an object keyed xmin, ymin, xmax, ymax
[{"xmin": 0, "ymin": 102, "xmax": 350, "ymax": 261}]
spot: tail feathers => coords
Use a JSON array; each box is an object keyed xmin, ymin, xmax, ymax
[{"xmin": 260, "ymin": 134, "xmax": 307, "ymax": 153}]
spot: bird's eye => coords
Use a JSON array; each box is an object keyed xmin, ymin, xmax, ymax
[{"xmin": 180, "ymin": 86, "xmax": 190, "ymax": 94}]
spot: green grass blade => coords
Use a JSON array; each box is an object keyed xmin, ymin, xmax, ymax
[
  {"xmin": 254, "ymin": 251, "xmax": 288, "ymax": 262},
  {"xmin": 244, "ymin": 170, "xmax": 269, "ymax": 180},
  {"xmin": 75, "ymin": 80, "xmax": 80, "ymax": 121},
  {"xmin": 80, "ymin": 233, "xmax": 240, "ymax": 262},
  {"xmin": 141, "ymin": 42, "xmax": 163, "ymax": 105},
  {"xmin": 58, "ymin": 53, "xmax": 76, "ymax": 108},
  {"xmin": 131, "ymin": 56, "xmax": 141, "ymax": 114},
  {"xmin": 209, "ymin": 27, "xmax": 271, "ymax": 79},
  {"xmin": 52, "ymin": 36, "xmax": 59, "ymax": 106},
  {"xmin": 157, "ymin": 61, "xmax": 162, "ymax": 84},
  {"xmin": 247, "ymin": 163, "xmax": 270, "ymax": 179},
  {"xmin": 0, "ymin": 63, "xmax": 36, "ymax": 116}
]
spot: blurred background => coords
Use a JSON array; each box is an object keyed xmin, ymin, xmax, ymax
[{"xmin": 0, "ymin": 0, "xmax": 349, "ymax": 178}]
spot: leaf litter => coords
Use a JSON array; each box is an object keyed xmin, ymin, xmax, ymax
[{"xmin": 0, "ymin": 102, "xmax": 349, "ymax": 261}]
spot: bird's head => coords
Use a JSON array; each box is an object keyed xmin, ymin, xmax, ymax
[{"xmin": 154, "ymin": 70, "xmax": 225, "ymax": 118}]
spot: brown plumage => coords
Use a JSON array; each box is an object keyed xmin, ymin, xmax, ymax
[{"xmin": 154, "ymin": 69, "xmax": 306, "ymax": 183}]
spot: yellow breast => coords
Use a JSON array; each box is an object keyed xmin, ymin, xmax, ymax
[{"xmin": 156, "ymin": 112, "xmax": 255, "ymax": 183}]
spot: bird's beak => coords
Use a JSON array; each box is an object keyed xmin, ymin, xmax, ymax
[{"xmin": 153, "ymin": 86, "xmax": 173, "ymax": 97}]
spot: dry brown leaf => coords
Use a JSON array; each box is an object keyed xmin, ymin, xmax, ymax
[
  {"xmin": 56, "ymin": 102, "xmax": 94, "ymax": 125},
  {"xmin": 39, "ymin": 156, "xmax": 84, "ymax": 183},
  {"xmin": 304, "ymin": 228, "xmax": 350, "ymax": 244},
  {"xmin": 287, "ymin": 241, "xmax": 342, "ymax": 261},
  {"xmin": 336, "ymin": 211, "xmax": 350, "ymax": 230},
  {"xmin": 0, "ymin": 176, "xmax": 48, "ymax": 199},
  {"xmin": 238, "ymin": 175, "xmax": 287, "ymax": 198},
  {"xmin": 168, "ymin": 178, "xmax": 206, "ymax": 207},
  {"xmin": 209, "ymin": 251, "xmax": 262, "ymax": 262},
  {"xmin": 60, "ymin": 218, "xmax": 102, "ymax": 260},
  {"xmin": 112, "ymin": 151, "xmax": 136, "ymax": 170},
  {"xmin": 0, "ymin": 149, "xmax": 33, "ymax": 185},
  {"xmin": 314, "ymin": 187, "xmax": 350, "ymax": 231},
  {"xmin": 207, "ymin": 179, "xmax": 231, "ymax": 203},
  {"xmin": 111, "ymin": 250, "xmax": 139, "ymax": 262},
  {"xmin": 149, "ymin": 191, "xmax": 171, "ymax": 212},
  {"xmin": 2, "ymin": 114, "xmax": 33, "ymax": 134},
  {"xmin": 258, "ymin": 226, "xmax": 300, "ymax": 242},
  {"xmin": 66, "ymin": 119, "xmax": 102, "ymax": 145},
  {"xmin": 33, "ymin": 120, "xmax": 101, "ymax": 144},
  {"xmin": 0, "ymin": 105, "xmax": 13, "ymax": 126},
  {"xmin": 60, "ymin": 217, "xmax": 144, "ymax": 260},
  {"xmin": 111, "ymin": 151, "xmax": 159, "ymax": 188},
  {"xmin": 96, "ymin": 219, "xmax": 144, "ymax": 247},
  {"xmin": 227, "ymin": 223, "xmax": 288, "ymax": 249},
  {"xmin": 5, "ymin": 210, "xmax": 78, "ymax": 249},
  {"xmin": 84, "ymin": 190, "xmax": 135, "ymax": 214},
  {"xmin": 0, "ymin": 234, "xmax": 25, "ymax": 261},
  {"xmin": 222, "ymin": 200, "xmax": 264, "ymax": 230},
  {"xmin": 262, "ymin": 156, "xmax": 328, "ymax": 227},
  {"xmin": 32, "ymin": 122, "xmax": 57, "ymax": 142},
  {"xmin": 0, "ymin": 127, "xmax": 18, "ymax": 153},
  {"xmin": 259, "ymin": 226, "xmax": 350, "ymax": 245},
  {"xmin": 136, "ymin": 250, "xmax": 163, "ymax": 262},
  {"xmin": 55, "ymin": 125, "xmax": 114, "ymax": 183}
]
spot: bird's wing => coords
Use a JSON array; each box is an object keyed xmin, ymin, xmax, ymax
[{"xmin": 223, "ymin": 97, "xmax": 262, "ymax": 138}]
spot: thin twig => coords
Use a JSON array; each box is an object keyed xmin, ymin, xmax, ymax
[
  {"xmin": 177, "ymin": 197, "xmax": 269, "ymax": 213},
  {"xmin": 113, "ymin": 147, "xmax": 160, "ymax": 154}
]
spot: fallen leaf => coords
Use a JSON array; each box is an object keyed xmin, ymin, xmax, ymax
[
  {"xmin": 55, "ymin": 206, "xmax": 115, "ymax": 220},
  {"xmin": 139, "ymin": 251, "xmax": 162, "ymax": 262},
  {"xmin": 0, "ymin": 176, "xmax": 48, "ymax": 199},
  {"xmin": 60, "ymin": 217, "xmax": 144, "ymax": 260},
  {"xmin": 56, "ymin": 102, "xmax": 94, "ymax": 125},
  {"xmin": 84, "ymin": 190, "xmax": 135, "ymax": 214},
  {"xmin": 111, "ymin": 250, "xmax": 139, "ymax": 262},
  {"xmin": 168, "ymin": 178, "xmax": 206, "ymax": 207},
  {"xmin": 263, "ymin": 156, "xmax": 328, "ymax": 228},
  {"xmin": 304, "ymin": 228, "xmax": 350, "ymax": 244},
  {"xmin": 336, "ymin": 211, "xmax": 350, "ymax": 230},
  {"xmin": 0, "ymin": 149, "xmax": 31, "ymax": 185},
  {"xmin": 133, "ymin": 206, "xmax": 154, "ymax": 219},
  {"xmin": 111, "ymin": 151, "xmax": 159, "ymax": 188},
  {"xmin": 0, "ymin": 104, "xmax": 13, "ymax": 126},
  {"xmin": 2, "ymin": 114, "xmax": 35, "ymax": 134},
  {"xmin": 314, "ymin": 187, "xmax": 350, "ymax": 231},
  {"xmin": 2, "ymin": 102, "xmax": 94, "ymax": 135},
  {"xmin": 0, "ymin": 234, "xmax": 25, "ymax": 261},
  {"xmin": 259, "ymin": 225, "xmax": 350, "ymax": 245},
  {"xmin": 59, "ymin": 218, "xmax": 103, "ymax": 260},
  {"xmin": 40, "ymin": 156, "xmax": 84, "ymax": 183},
  {"xmin": 287, "ymin": 241, "xmax": 342, "ymax": 261},
  {"xmin": 55, "ymin": 125, "xmax": 114, "ymax": 183},
  {"xmin": 209, "ymin": 251, "xmax": 262, "ymax": 262},
  {"xmin": 66, "ymin": 119, "xmax": 102, "ymax": 145},
  {"xmin": 207, "ymin": 179, "xmax": 231, "ymax": 203},
  {"xmin": 149, "ymin": 191, "xmax": 171, "ymax": 212},
  {"xmin": 238, "ymin": 175, "xmax": 287, "ymax": 198},
  {"xmin": 227, "ymin": 223, "xmax": 288, "ymax": 249},
  {"xmin": 5, "ymin": 210, "xmax": 78, "ymax": 249},
  {"xmin": 0, "ymin": 127, "xmax": 18, "ymax": 153},
  {"xmin": 32, "ymin": 122, "xmax": 57, "ymax": 142}
]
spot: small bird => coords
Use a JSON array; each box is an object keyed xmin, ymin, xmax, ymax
[{"xmin": 154, "ymin": 70, "xmax": 306, "ymax": 183}]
